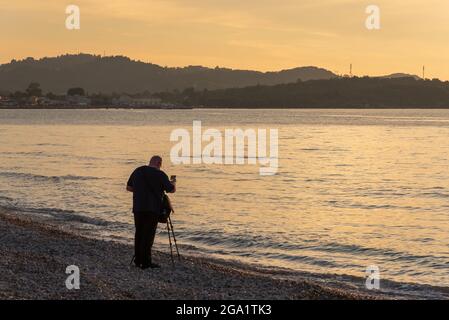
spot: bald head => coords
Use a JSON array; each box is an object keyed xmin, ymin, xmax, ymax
[{"xmin": 149, "ymin": 155, "xmax": 162, "ymax": 169}]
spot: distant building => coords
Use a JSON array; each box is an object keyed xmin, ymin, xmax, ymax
[
  {"xmin": 133, "ymin": 97, "xmax": 162, "ymax": 107},
  {"xmin": 66, "ymin": 95, "xmax": 91, "ymax": 106},
  {"xmin": 114, "ymin": 95, "xmax": 133, "ymax": 106},
  {"xmin": 36, "ymin": 97, "xmax": 65, "ymax": 107},
  {"xmin": 29, "ymin": 96, "xmax": 39, "ymax": 105},
  {"xmin": 112, "ymin": 95, "xmax": 162, "ymax": 107},
  {"xmin": 0, "ymin": 96, "xmax": 18, "ymax": 106}
]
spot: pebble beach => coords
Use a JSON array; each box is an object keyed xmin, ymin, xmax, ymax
[
  {"xmin": 0, "ymin": 208, "xmax": 448, "ymax": 300},
  {"xmin": 0, "ymin": 207, "xmax": 387, "ymax": 300}
]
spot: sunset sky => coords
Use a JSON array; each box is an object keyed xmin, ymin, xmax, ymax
[{"xmin": 1, "ymin": 0, "xmax": 449, "ymax": 79}]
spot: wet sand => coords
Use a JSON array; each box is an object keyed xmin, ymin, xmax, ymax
[{"xmin": 0, "ymin": 208, "xmax": 414, "ymax": 300}]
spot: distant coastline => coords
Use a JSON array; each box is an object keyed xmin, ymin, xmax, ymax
[
  {"xmin": 3, "ymin": 74, "xmax": 449, "ymax": 110},
  {"xmin": 3, "ymin": 54, "xmax": 449, "ymax": 110},
  {"xmin": 2, "ymin": 105, "xmax": 449, "ymax": 110},
  {"xmin": 0, "ymin": 105, "xmax": 194, "ymax": 110}
]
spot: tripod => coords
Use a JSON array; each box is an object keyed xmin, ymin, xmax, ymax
[{"xmin": 166, "ymin": 216, "xmax": 181, "ymax": 266}]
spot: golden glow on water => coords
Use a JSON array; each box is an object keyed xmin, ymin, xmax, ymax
[{"xmin": 0, "ymin": 109, "xmax": 448, "ymax": 286}]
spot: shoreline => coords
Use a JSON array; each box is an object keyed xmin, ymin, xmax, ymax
[
  {"xmin": 0, "ymin": 106, "xmax": 449, "ymax": 111},
  {"xmin": 0, "ymin": 207, "xmax": 378, "ymax": 300},
  {"xmin": 3, "ymin": 106, "xmax": 449, "ymax": 110},
  {"xmin": 1, "ymin": 207, "xmax": 447, "ymax": 300}
]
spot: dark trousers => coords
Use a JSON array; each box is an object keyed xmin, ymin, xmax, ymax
[{"xmin": 133, "ymin": 212, "xmax": 159, "ymax": 267}]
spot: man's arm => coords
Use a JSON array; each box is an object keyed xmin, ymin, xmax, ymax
[
  {"xmin": 126, "ymin": 172, "xmax": 134, "ymax": 192},
  {"xmin": 162, "ymin": 173, "xmax": 176, "ymax": 194}
]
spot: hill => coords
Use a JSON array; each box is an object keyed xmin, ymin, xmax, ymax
[
  {"xmin": 0, "ymin": 54, "xmax": 336, "ymax": 94},
  {"xmin": 157, "ymin": 77, "xmax": 449, "ymax": 108},
  {"xmin": 380, "ymin": 73, "xmax": 421, "ymax": 81}
]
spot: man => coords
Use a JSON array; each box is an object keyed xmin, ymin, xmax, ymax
[{"xmin": 127, "ymin": 155, "xmax": 176, "ymax": 269}]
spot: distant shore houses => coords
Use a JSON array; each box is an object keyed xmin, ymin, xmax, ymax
[
  {"xmin": 0, "ymin": 94, "xmax": 190, "ymax": 109},
  {"xmin": 65, "ymin": 95, "xmax": 92, "ymax": 106},
  {"xmin": 0, "ymin": 96, "xmax": 18, "ymax": 106},
  {"xmin": 0, "ymin": 95, "xmax": 90, "ymax": 107},
  {"xmin": 111, "ymin": 95, "xmax": 190, "ymax": 109},
  {"xmin": 112, "ymin": 95, "xmax": 162, "ymax": 107},
  {"xmin": 36, "ymin": 97, "xmax": 67, "ymax": 107}
]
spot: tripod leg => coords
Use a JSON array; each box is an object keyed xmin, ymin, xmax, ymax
[
  {"xmin": 167, "ymin": 221, "xmax": 174, "ymax": 266},
  {"xmin": 168, "ymin": 217, "xmax": 181, "ymax": 260}
]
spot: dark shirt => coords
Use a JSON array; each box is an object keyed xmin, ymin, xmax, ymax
[{"xmin": 127, "ymin": 166, "xmax": 175, "ymax": 214}]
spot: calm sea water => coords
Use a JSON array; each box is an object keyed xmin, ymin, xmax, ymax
[{"xmin": 0, "ymin": 109, "xmax": 448, "ymax": 288}]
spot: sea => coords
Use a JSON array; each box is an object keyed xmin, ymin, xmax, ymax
[{"xmin": 0, "ymin": 108, "xmax": 448, "ymax": 297}]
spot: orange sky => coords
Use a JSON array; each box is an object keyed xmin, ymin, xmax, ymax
[{"xmin": 1, "ymin": 0, "xmax": 449, "ymax": 79}]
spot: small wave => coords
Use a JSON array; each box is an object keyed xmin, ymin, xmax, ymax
[
  {"xmin": 0, "ymin": 195, "xmax": 14, "ymax": 202},
  {"xmin": 0, "ymin": 171, "xmax": 101, "ymax": 182},
  {"xmin": 314, "ymin": 242, "xmax": 449, "ymax": 269},
  {"xmin": 420, "ymin": 191, "xmax": 449, "ymax": 199},
  {"xmin": 181, "ymin": 229, "xmax": 449, "ymax": 272},
  {"xmin": 300, "ymin": 148, "xmax": 321, "ymax": 152},
  {"xmin": 326, "ymin": 200, "xmax": 425, "ymax": 211},
  {"xmin": 36, "ymin": 143, "xmax": 68, "ymax": 147},
  {"xmin": 0, "ymin": 203, "xmax": 122, "ymax": 228}
]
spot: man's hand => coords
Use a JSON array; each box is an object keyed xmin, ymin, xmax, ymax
[
  {"xmin": 126, "ymin": 186, "xmax": 134, "ymax": 192},
  {"xmin": 169, "ymin": 180, "xmax": 176, "ymax": 193}
]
